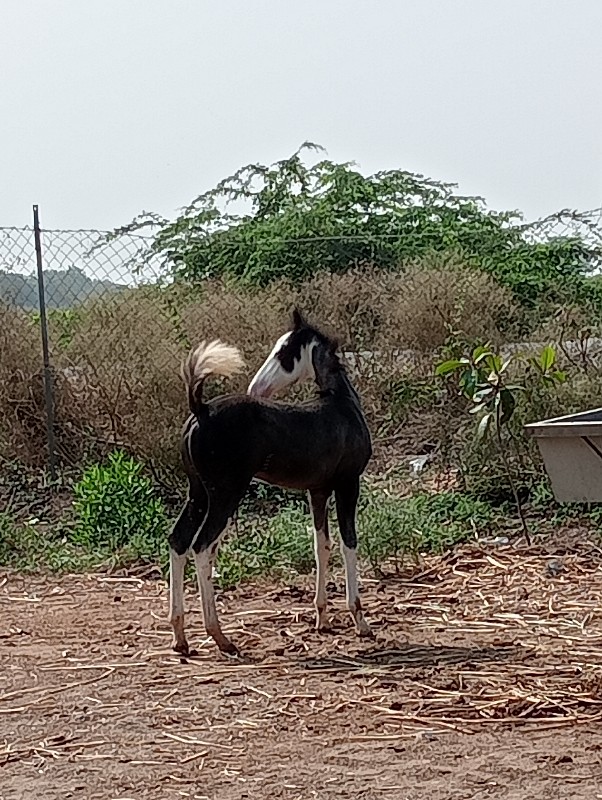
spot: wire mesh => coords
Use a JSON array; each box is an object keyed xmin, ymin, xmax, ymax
[{"xmin": 1, "ymin": 209, "xmax": 601, "ymax": 475}]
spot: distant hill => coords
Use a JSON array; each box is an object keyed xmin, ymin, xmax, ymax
[{"xmin": 0, "ymin": 266, "xmax": 126, "ymax": 310}]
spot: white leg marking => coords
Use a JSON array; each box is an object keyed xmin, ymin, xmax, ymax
[
  {"xmin": 340, "ymin": 543, "xmax": 359, "ymax": 608},
  {"xmin": 340, "ymin": 542, "xmax": 372, "ymax": 637},
  {"xmin": 168, "ymin": 549, "xmax": 188, "ymax": 652},
  {"xmin": 194, "ymin": 549, "xmax": 218, "ymax": 633},
  {"xmin": 314, "ymin": 526, "xmax": 331, "ymax": 630},
  {"xmin": 193, "ymin": 532, "xmax": 237, "ymax": 654}
]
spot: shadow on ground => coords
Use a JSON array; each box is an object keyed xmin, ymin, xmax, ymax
[{"xmin": 298, "ymin": 642, "xmax": 518, "ymax": 672}]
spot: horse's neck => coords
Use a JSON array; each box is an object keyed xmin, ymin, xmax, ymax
[{"xmin": 315, "ymin": 366, "xmax": 360, "ymax": 403}]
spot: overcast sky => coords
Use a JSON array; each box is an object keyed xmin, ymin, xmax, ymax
[{"xmin": 2, "ymin": 0, "xmax": 600, "ymax": 231}]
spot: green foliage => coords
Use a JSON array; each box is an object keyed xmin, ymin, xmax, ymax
[
  {"xmin": 437, "ymin": 345, "xmax": 518, "ymax": 441},
  {"xmin": 526, "ymin": 345, "xmax": 567, "ymax": 388},
  {"xmin": 8, "ymin": 480, "xmax": 602, "ymax": 578},
  {"xmin": 436, "ymin": 343, "xmax": 565, "ymax": 441},
  {"xmin": 216, "ymin": 503, "xmax": 316, "ymax": 589},
  {"xmin": 71, "ymin": 450, "xmax": 168, "ymax": 551},
  {"xmin": 359, "ymin": 490, "xmax": 495, "ymax": 570},
  {"xmin": 436, "ymin": 342, "xmax": 570, "ymax": 519},
  {"xmin": 0, "ymin": 513, "xmax": 98, "ymax": 573},
  {"xmin": 218, "ymin": 487, "xmax": 497, "ymax": 586},
  {"xmin": 485, "ymin": 237, "xmax": 597, "ymax": 311},
  {"xmin": 382, "ymin": 376, "xmax": 440, "ymax": 424},
  {"xmin": 1, "ymin": 487, "xmax": 498, "ymax": 580},
  {"xmin": 114, "ymin": 144, "xmax": 600, "ymax": 315}
]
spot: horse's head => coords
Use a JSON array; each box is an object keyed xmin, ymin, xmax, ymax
[{"xmin": 247, "ymin": 309, "xmax": 338, "ymax": 399}]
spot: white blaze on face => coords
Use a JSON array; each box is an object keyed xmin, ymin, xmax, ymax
[{"xmin": 247, "ymin": 332, "xmax": 317, "ymax": 398}]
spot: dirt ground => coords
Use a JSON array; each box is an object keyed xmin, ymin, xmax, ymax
[{"xmin": 2, "ymin": 535, "xmax": 602, "ymax": 800}]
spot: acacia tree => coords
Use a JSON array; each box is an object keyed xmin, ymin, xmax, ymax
[{"xmin": 113, "ymin": 143, "xmax": 599, "ymax": 309}]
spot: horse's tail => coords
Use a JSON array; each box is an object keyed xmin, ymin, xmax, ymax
[{"xmin": 181, "ymin": 340, "xmax": 245, "ymax": 417}]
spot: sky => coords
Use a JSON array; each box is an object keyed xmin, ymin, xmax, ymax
[{"xmin": 1, "ymin": 0, "xmax": 601, "ymax": 231}]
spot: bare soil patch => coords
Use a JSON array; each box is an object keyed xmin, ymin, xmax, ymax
[{"xmin": 2, "ymin": 536, "xmax": 602, "ymax": 799}]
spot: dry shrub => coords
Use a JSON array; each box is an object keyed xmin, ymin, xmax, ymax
[
  {"xmin": 383, "ymin": 259, "xmax": 518, "ymax": 351},
  {"xmin": 281, "ymin": 254, "xmax": 518, "ymax": 352},
  {"xmin": 176, "ymin": 257, "xmax": 517, "ymax": 357},
  {"xmin": 49, "ymin": 290, "xmax": 186, "ymax": 468},
  {"xmin": 0, "ymin": 304, "xmax": 47, "ymax": 466},
  {"xmin": 0, "ymin": 294, "xmax": 186, "ymax": 469},
  {"xmin": 1, "ymin": 258, "xmax": 519, "ymax": 474},
  {"xmin": 174, "ymin": 279, "xmax": 294, "ymax": 376}
]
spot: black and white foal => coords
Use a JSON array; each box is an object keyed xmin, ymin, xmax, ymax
[{"xmin": 168, "ymin": 310, "xmax": 373, "ymax": 656}]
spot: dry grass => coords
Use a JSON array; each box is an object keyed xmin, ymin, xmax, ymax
[
  {"xmin": 2, "ymin": 531, "xmax": 602, "ymax": 798},
  {"xmin": 288, "ymin": 257, "xmax": 520, "ymax": 352},
  {"xmin": 0, "ymin": 259, "xmax": 560, "ymax": 472},
  {"xmin": 0, "ymin": 305, "xmax": 49, "ymax": 466}
]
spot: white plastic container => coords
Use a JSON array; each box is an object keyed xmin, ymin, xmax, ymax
[{"xmin": 525, "ymin": 408, "xmax": 602, "ymax": 502}]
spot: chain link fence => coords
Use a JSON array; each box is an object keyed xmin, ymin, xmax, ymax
[{"xmin": 1, "ymin": 207, "xmax": 602, "ymax": 480}]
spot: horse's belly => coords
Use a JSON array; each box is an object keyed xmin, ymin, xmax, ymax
[{"xmin": 255, "ymin": 456, "xmax": 334, "ymax": 491}]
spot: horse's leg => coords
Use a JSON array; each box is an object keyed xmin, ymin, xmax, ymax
[
  {"xmin": 169, "ymin": 547, "xmax": 188, "ymax": 654},
  {"xmin": 309, "ymin": 489, "xmax": 331, "ymax": 631},
  {"xmin": 334, "ymin": 477, "xmax": 373, "ymax": 638},
  {"xmin": 167, "ymin": 480, "xmax": 209, "ymax": 655},
  {"xmin": 192, "ymin": 483, "xmax": 250, "ymax": 655}
]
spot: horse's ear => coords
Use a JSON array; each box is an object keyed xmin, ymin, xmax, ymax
[{"xmin": 291, "ymin": 307, "xmax": 306, "ymax": 330}]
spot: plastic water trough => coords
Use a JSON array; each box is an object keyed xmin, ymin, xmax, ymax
[{"xmin": 525, "ymin": 408, "xmax": 602, "ymax": 503}]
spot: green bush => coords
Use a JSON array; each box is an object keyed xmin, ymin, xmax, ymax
[
  {"xmin": 115, "ymin": 145, "xmax": 598, "ymax": 307},
  {"xmin": 0, "ymin": 512, "xmax": 98, "ymax": 573},
  {"xmin": 359, "ymin": 490, "xmax": 495, "ymax": 570},
  {"xmin": 72, "ymin": 450, "xmax": 168, "ymax": 551},
  {"xmin": 217, "ymin": 502, "xmax": 316, "ymax": 589}
]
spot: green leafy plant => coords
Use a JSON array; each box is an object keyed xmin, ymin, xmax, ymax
[
  {"xmin": 436, "ymin": 343, "xmax": 566, "ymax": 540},
  {"xmin": 216, "ymin": 503, "xmax": 316, "ymax": 589},
  {"xmin": 359, "ymin": 489, "xmax": 495, "ymax": 572},
  {"xmin": 72, "ymin": 450, "xmax": 168, "ymax": 551},
  {"xmin": 526, "ymin": 345, "xmax": 567, "ymax": 388},
  {"xmin": 437, "ymin": 345, "xmax": 518, "ymax": 440},
  {"xmin": 109, "ymin": 144, "xmax": 600, "ymax": 316}
]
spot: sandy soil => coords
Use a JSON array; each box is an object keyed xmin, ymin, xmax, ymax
[{"xmin": 2, "ymin": 537, "xmax": 602, "ymax": 799}]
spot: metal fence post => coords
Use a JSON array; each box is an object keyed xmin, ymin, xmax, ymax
[{"xmin": 33, "ymin": 205, "xmax": 58, "ymax": 481}]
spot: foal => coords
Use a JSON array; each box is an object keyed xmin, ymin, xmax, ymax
[{"xmin": 168, "ymin": 310, "xmax": 373, "ymax": 656}]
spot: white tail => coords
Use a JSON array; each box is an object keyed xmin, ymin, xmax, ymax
[{"xmin": 181, "ymin": 340, "xmax": 245, "ymax": 413}]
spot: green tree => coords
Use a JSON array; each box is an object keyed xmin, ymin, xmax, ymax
[{"xmin": 114, "ymin": 144, "xmax": 600, "ymax": 309}]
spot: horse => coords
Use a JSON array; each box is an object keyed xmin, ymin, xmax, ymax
[{"xmin": 168, "ymin": 309, "xmax": 373, "ymax": 656}]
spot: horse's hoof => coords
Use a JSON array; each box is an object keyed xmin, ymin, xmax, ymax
[
  {"xmin": 316, "ymin": 624, "xmax": 334, "ymax": 635},
  {"xmin": 218, "ymin": 640, "xmax": 240, "ymax": 658},
  {"xmin": 315, "ymin": 607, "xmax": 329, "ymax": 631},
  {"xmin": 172, "ymin": 640, "xmax": 190, "ymax": 656}
]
